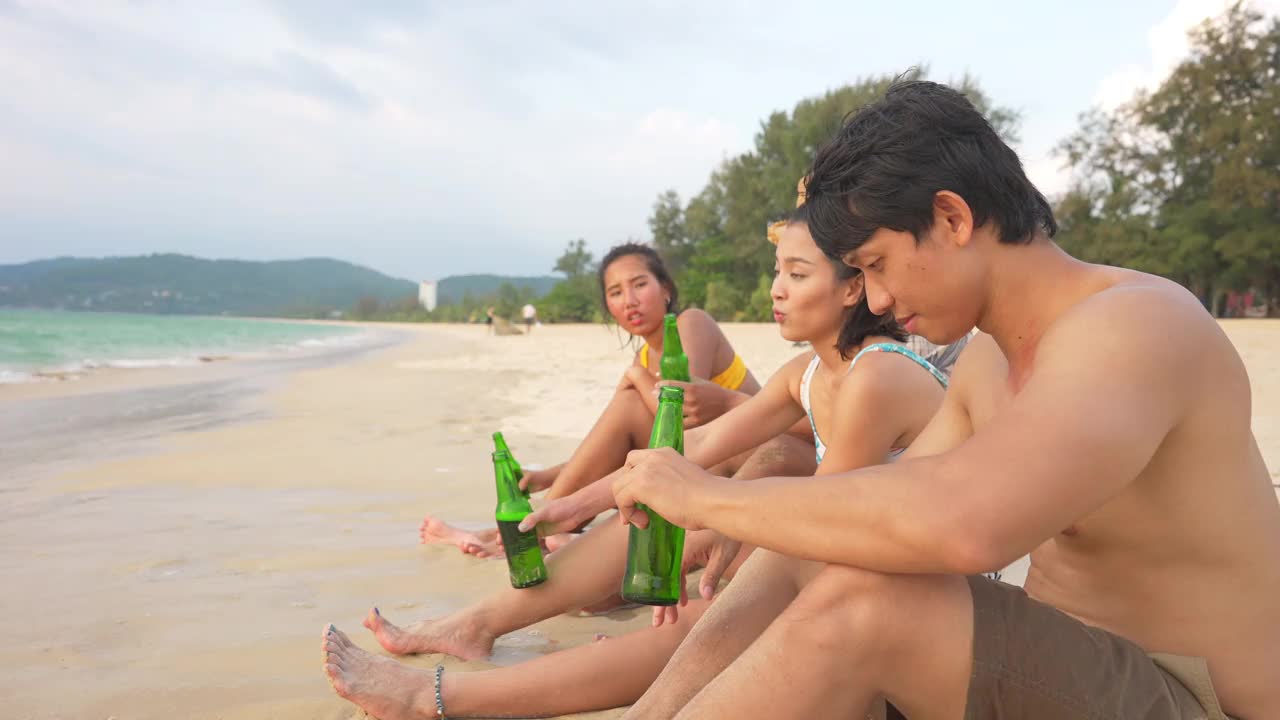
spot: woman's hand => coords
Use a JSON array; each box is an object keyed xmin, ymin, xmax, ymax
[
  {"xmin": 654, "ymin": 378, "xmax": 735, "ymax": 428},
  {"xmin": 518, "ymin": 479, "xmax": 615, "ymax": 536},
  {"xmin": 518, "ymin": 467, "xmax": 556, "ymax": 493}
]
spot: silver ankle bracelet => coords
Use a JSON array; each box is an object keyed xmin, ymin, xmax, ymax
[{"xmin": 434, "ymin": 664, "xmax": 447, "ymax": 719}]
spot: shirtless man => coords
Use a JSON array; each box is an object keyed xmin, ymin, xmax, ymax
[{"xmin": 608, "ymin": 81, "xmax": 1280, "ymax": 719}]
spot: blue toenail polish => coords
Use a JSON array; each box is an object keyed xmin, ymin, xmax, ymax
[
  {"xmin": 374, "ymin": 607, "xmax": 380, "ymax": 616},
  {"xmin": 328, "ymin": 623, "xmax": 335, "ymax": 633}
]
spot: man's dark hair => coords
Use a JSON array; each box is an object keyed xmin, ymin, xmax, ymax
[{"xmin": 804, "ymin": 79, "xmax": 1058, "ymax": 261}]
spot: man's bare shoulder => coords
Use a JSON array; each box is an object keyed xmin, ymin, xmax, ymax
[
  {"xmin": 1042, "ymin": 269, "xmax": 1223, "ymax": 373},
  {"xmin": 945, "ymin": 332, "xmax": 1007, "ymax": 398}
]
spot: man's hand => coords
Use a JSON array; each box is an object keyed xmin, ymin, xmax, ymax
[
  {"xmin": 652, "ymin": 528, "xmax": 742, "ymax": 626},
  {"xmin": 654, "ymin": 378, "xmax": 734, "ymax": 428},
  {"xmin": 613, "ymin": 448, "xmax": 726, "ymax": 533}
]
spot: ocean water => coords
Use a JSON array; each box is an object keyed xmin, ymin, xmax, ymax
[{"xmin": 0, "ymin": 309, "xmax": 363, "ymax": 383}]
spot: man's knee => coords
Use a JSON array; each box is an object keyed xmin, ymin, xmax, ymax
[
  {"xmin": 785, "ymin": 565, "xmax": 899, "ymax": 626},
  {"xmin": 784, "ymin": 567, "xmax": 967, "ymax": 644}
]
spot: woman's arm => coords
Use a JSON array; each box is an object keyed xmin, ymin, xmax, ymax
[{"xmin": 681, "ymin": 353, "xmax": 809, "ymax": 469}]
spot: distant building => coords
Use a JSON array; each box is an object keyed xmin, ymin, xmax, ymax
[{"xmin": 419, "ymin": 281, "xmax": 438, "ymax": 311}]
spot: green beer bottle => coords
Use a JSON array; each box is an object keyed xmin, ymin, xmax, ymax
[
  {"xmin": 492, "ymin": 431, "xmax": 527, "ymax": 497},
  {"xmin": 659, "ymin": 313, "xmax": 690, "ymax": 382},
  {"xmin": 620, "ymin": 386, "xmax": 686, "ymax": 605},
  {"xmin": 492, "ymin": 449, "xmax": 547, "ymax": 588}
]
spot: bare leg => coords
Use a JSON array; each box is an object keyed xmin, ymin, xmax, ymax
[
  {"xmin": 327, "ymin": 602, "xmax": 711, "ymax": 719},
  {"xmin": 623, "ymin": 550, "xmax": 825, "ymax": 718},
  {"xmin": 365, "ymin": 519, "xmax": 632, "ymax": 659},
  {"xmin": 544, "ymin": 387, "xmax": 657, "ymax": 500},
  {"xmin": 674, "ymin": 567, "xmax": 973, "ymax": 720},
  {"xmin": 450, "ymin": 600, "xmax": 711, "ymax": 717}
]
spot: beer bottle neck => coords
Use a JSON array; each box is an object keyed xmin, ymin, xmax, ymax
[
  {"xmin": 662, "ymin": 316, "xmax": 683, "ymax": 356},
  {"xmin": 493, "ymin": 432, "xmax": 511, "ymax": 455},
  {"xmin": 648, "ymin": 397, "xmax": 685, "ymax": 452},
  {"xmin": 492, "ymin": 452, "xmax": 521, "ymax": 502}
]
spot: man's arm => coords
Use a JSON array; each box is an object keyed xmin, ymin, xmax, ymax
[{"xmin": 615, "ymin": 293, "xmax": 1194, "ymax": 574}]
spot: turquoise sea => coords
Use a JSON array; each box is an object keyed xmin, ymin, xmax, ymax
[{"xmin": 0, "ymin": 309, "xmax": 362, "ymax": 383}]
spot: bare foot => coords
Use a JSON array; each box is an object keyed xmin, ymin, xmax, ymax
[
  {"xmin": 322, "ymin": 625, "xmax": 436, "ymax": 720},
  {"xmin": 419, "ymin": 515, "xmax": 502, "ymax": 558},
  {"xmin": 362, "ymin": 606, "xmax": 493, "ymax": 660}
]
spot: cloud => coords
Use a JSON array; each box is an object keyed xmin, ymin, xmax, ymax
[
  {"xmin": 1024, "ymin": 0, "xmax": 1280, "ymax": 200},
  {"xmin": 1094, "ymin": 0, "xmax": 1280, "ymax": 110},
  {"xmin": 11, "ymin": 1, "xmax": 1265, "ymax": 277},
  {"xmin": 0, "ymin": 1, "xmax": 752, "ymax": 277}
]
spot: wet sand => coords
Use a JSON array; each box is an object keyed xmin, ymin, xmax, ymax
[{"xmin": 1, "ymin": 320, "xmax": 1277, "ymax": 719}]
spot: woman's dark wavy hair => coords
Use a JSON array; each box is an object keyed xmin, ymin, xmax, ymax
[
  {"xmin": 786, "ymin": 204, "xmax": 906, "ymax": 359},
  {"xmin": 804, "ymin": 79, "xmax": 1057, "ymax": 263},
  {"xmin": 597, "ymin": 242, "xmax": 679, "ymax": 320}
]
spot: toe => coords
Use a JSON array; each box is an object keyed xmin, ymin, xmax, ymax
[
  {"xmin": 323, "ymin": 634, "xmax": 342, "ymax": 657},
  {"xmin": 324, "ymin": 663, "xmax": 349, "ymax": 697},
  {"xmin": 331, "ymin": 626, "xmax": 355, "ymax": 648}
]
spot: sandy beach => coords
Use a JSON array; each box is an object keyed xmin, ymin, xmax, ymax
[{"xmin": 2, "ymin": 320, "xmax": 1278, "ymax": 720}]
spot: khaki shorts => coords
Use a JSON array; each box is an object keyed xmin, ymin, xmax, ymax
[{"xmin": 961, "ymin": 576, "xmax": 1236, "ymax": 720}]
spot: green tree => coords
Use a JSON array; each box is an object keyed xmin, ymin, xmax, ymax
[
  {"xmin": 1056, "ymin": 3, "xmax": 1280, "ymax": 315},
  {"xmin": 747, "ymin": 273, "xmax": 774, "ymax": 322},
  {"xmin": 542, "ymin": 239, "xmax": 601, "ymax": 322},
  {"xmin": 554, "ymin": 238, "xmax": 594, "ymax": 279},
  {"xmin": 649, "ymin": 190, "xmax": 691, "ymax": 275}
]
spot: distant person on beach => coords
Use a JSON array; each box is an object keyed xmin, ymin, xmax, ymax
[
  {"xmin": 521, "ymin": 303, "xmax": 536, "ymax": 332},
  {"xmin": 484, "ymin": 306, "xmax": 495, "ymax": 334},
  {"xmin": 321, "ymin": 199, "xmax": 971, "ymax": 719},
  {"xmin": 595, "ymin": 81, "xmax": 1280, "ymax": 719},
  {"xmin": 420, "ymin": 242, "xmax": 766, "ymax": 558}
]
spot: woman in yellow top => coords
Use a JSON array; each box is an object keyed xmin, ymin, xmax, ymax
[{"xmin": 420, "ymin": 241, "xmax": 762, "ymax": 557}]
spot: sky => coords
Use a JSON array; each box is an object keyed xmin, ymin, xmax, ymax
[{"xmin": 1, "ymin": 0, "xmax": 1274, "ymax": 281}]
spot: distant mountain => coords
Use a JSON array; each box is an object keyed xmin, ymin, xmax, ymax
[
  {"xmin": 437, "ymin": 274, "xmax": 561, "ymax": 303},
  {"xmin": 0, "ymin": 254, "xmax": 418, "ymax": 317}
]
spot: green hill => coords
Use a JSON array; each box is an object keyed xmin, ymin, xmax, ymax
[
  {"xmin": 0, "ymin": 254, "xmax": 418, "ymax": 317},
  {"xmin": 437, "ymin": 274, "xmax": 561, "ymax": 304}
]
